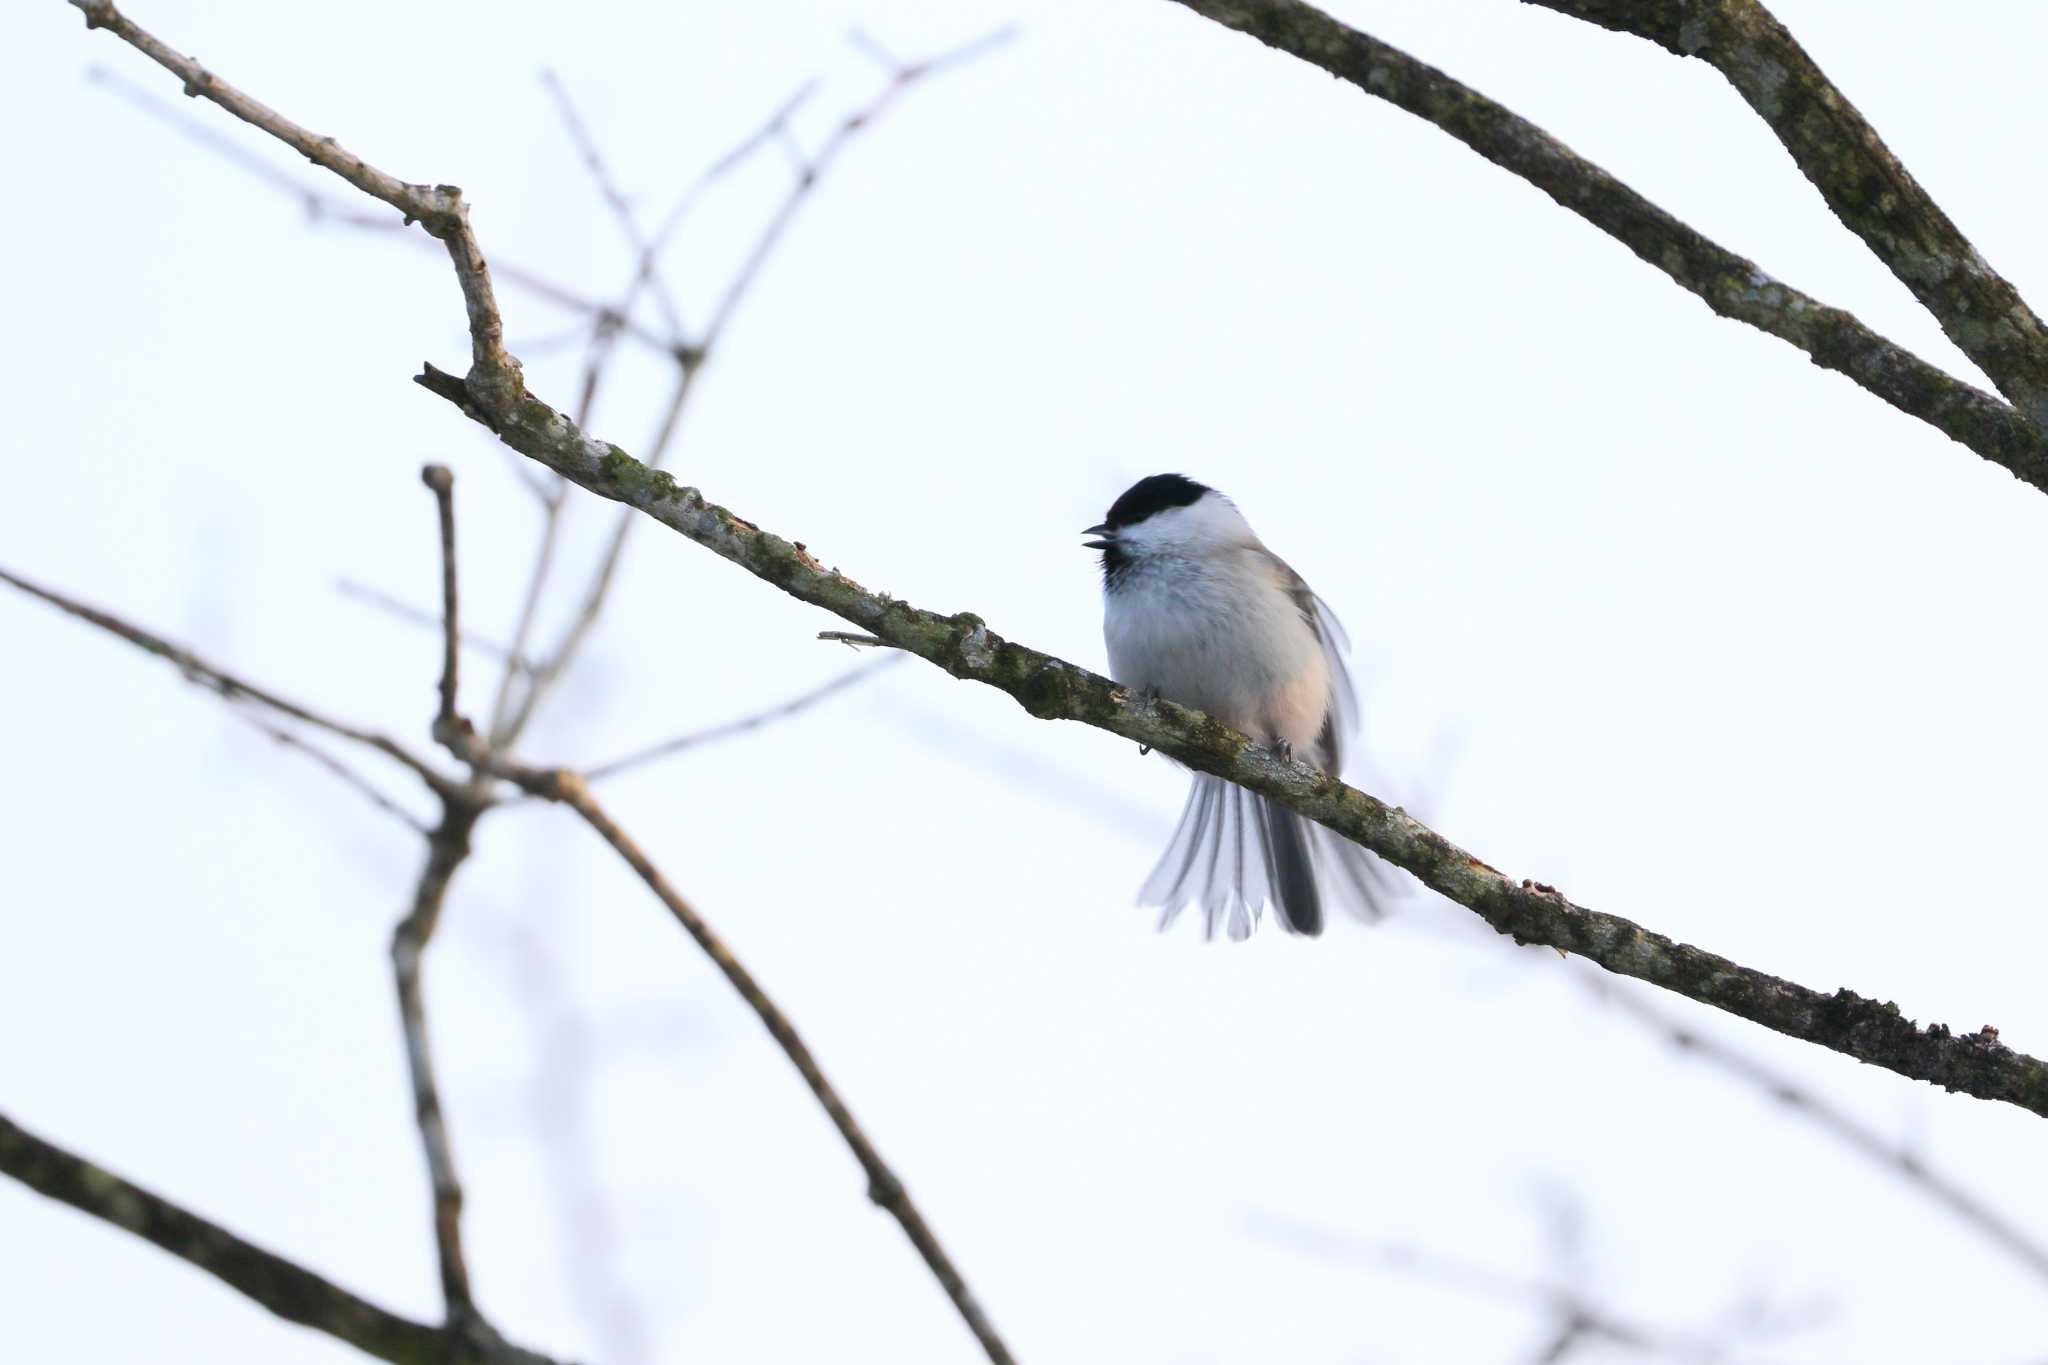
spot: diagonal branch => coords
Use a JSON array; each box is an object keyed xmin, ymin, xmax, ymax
[
  {"xmin": 1152, "ymin": 0, "xmax": 2048, "ymax": 488},
  {"xmin": 1524, "ymin": 0, "xmax": 2048, "ymax": 431},
  {"xmin": 435, "ymin": 730, "xmax": 1015, "ymax": 1365},
  {"xmin": 68, "ymin": 0, "xmax": 522, "ymax": 408},
  {"xmin": 0, "ymin": 562, "xmax": 459, "ymax": 800},
  {"xmin": 582, "ymin": 654, "xmax": 902, "ymax": 782},
  {"xmin": 1590, "ymin": 977, "xmax": 2048, "ymax": 1285},
  {"xmin": 415, "ymin": 360, "xmax": 2048, "ymax": 1122},
  {"xmin": 0, "ymin": 1110, "xmax": 561, "ymax": 1365}
]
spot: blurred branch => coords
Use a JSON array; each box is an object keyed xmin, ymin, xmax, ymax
[
  {"xmin": 0, "ymin": 1110, "xmax": 560, "ymax": 1365},
  {"xmin": 0, "ymin": 563, "xmax": 458, "ymax": 800},
  {"xmin": 1155, "ymin": 0, "xmax": 2048, "ymax": 488},
  {"xmin": 1244, "ymin": 1210, "xmax": 1787, "ymax": 1364},
  {"xmin": 539, "ymin": 68, "xmax": 688, "ymax": 342},
  {"xmin": 336, "ymin": 577, "xmax": 526, "ymax": 667},
  {"xmin": 233, "ymin": 709, "xmax": 432, "ymax": 833},
  {"xmin": 1591, "ymin": 976, "xmax": 2048, "ymax": 1284},
  {"xmin": 418, "ymin": 465, "xmax": 1014, "ymax": 1363},
  {"xmin": 488, "ymin": 26, "xmax": 1012, "ymax": 751},
  {"xmin": 1525, "ymin": 0, "xmax": 2048, "ymax": 431},
  {"xmin": 449, "ymin": 744, "xmax": 1016, "ymax": 1364},
  {"xmin": 582, "ymin": 653, "xmax": 903, "ymax": 782}
]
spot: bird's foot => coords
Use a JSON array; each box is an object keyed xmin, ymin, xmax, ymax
[{"xmin": 1135, "ymin": 685, "xmax": 1160, "ymax": 755}]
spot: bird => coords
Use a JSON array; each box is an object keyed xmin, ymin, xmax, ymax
[{"xmin": 1085, "ymin": 473, "xmax": 1390, "ymax": 939}]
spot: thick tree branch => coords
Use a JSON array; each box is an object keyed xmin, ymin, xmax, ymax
[
  {"xmin": 416, "ymin": 360, "xmax": 2048, "ymax": 1120},
  {"xmin": 1153, "ymin": 0, "xmax": 2048, "ymax": 488},
  {"xmin": 1525, "ymin": 0, "xmax": 2048, "ymax": 431},
  {"xmin": 0, "ymin": 1111, "xmax": 559, "ymax": 1365}
]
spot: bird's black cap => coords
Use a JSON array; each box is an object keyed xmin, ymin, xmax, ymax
[{"xmin": 1100, "ymin": 473, "xmax": 1209, "ymax": 530}]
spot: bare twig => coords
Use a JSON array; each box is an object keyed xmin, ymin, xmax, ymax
[
  {"xmin": 583, "ymin": 654, "xmax": 902, "ymax": 781},
  {"xmin": 422, "ymin": 465, "xmax": 461, "ymax": 731},
  {"xmin": 538, "ymin": 68, "xmax": 687, "ymax": 343},
  {"xmin": 1155, "ymin": 0, "xmax": 2048, "ymax": 486},
  {"xmin": 1244, "ymin": 1210, "xmax": 1812, "ymax": 1365},
  {"xmin": 1525, "ymin": 0, "xmax": 2048, "ymax": 431},
  {"xmin": 1590, "ymin": 977, "xmax": 2048, "ymax": 1284},
  {"xmin": 336, "ymin": 577, "xmax": 525, "ymax": 667},
  {"xmin": 489, "ymin": 29, "xmax": 1010, "ymax": 749},
  {"xmin": 440, "ymin": 732, "xmax": 1015, "ymax": 1365},
  {"xmin": 390, "ymin": 798, "xmax": 486, "ymax": 1329},
  {"xmin": 67, "ymin": 0, "xmax": 520, "ymax": 407},
  {"xmin": 0, "ymin": 1109, "xmax": 560, "ymax": 1365},
  {"xmin": 232, "ymin": 710, "xmax": 431, "ymax": 833},
  {"xmin": 390, "ymin": 464, "xmax": 489, "ymax": 1329},
  {"xmin": 0, "ymin": 563, "xmax": 458, "ymax": 799}
]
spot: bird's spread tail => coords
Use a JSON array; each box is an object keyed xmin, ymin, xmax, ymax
[{"xmin": 1140, "ymin": 775, "xmax": 1392, "ymax": 939}]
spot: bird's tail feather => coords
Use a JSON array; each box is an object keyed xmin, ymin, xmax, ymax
[{"xmin": 1140, "ymin": 776, "xmax": 1389, "ymax": 938}]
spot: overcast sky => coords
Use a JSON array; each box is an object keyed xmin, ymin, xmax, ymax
[{"xmin": 8, "ymin": 1, "xmax": 2048, "ymax": 1361}]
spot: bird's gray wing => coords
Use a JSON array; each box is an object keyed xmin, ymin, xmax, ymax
[{"xmin": 1267, "ymin": 553, "xmax": 1358, "ymax": 771}]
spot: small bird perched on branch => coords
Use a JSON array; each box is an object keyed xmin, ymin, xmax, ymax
[{"xmin": 1086, "ymin": 474, "xmax": 1390, "ymax": 939}]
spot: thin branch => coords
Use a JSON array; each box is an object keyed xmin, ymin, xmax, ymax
[
  {"xmin": 391, "ymin": 799, "xmax": 486, "ymax": 1329},
  {"xmin": 0, "ymin": 563, "xmax": 458, "ymax": 800},
  {"xmin": 0, "ymin": 1110, "xmax": 559, "ymax": 1365},
  {"xmin": 336, "ymin": 577, "xmax": 526, "ymax": 667},
  {"xmin": 70, "ymin": 0, "xmax": 521, "ymax": 407},
  {"xmin": 1590, "ymin": 976, "xmax": 2048, "ymax": 1285},
  {"xmin": 1524, "ymin": 0, "xmax": 2048, "ymax": 431},
  {"xmin": 1154, "ymin": 0, "xmax": 2048, "ymax": 488},
  {"xmin": 232, "ymin": 709, "xmax": 432, "ymax": 833},
  {"xmin": 491, "ymin": 28, "xmax": 1011, "ymax": 749},
  {"xmin": 422, "ymin": 464, "xmax": 461, "ymax": 732},
  {"xmin": 583, "ymin": 654, "xmax": 902, "ymax": 782},
  {"xmin": 438, "ymin": 730, "xmax": 1015, "ymax": 1365},
  {"xmin": 414, "ymin": 361, "xmax": 2048, "ymax": 1121},
  {"xmin": 1244, "ymin": 1210, "xmax": 1819, "ymax": 1365},
  {"xmin": 393, "ymin": 464, "xmax": 487, "ymax": 1329},
  {"xmin": 538, "ymin": 68, "xmax": 687, "ymax": 343}
]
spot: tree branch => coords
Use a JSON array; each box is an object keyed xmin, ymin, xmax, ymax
[
  {"xmin": 0, "ymin": 562, "xmax": 459, "ymax": 801},
  {"xmin": 0, "ymin": 1110, "xmax": 560, "ymax": 1365},
  {"xmin": 1524, "ymin": 0, "xmax": 2048, "ymax": 431},
  {"xmin": 71, "ymin": 0, "xmax": 2048, "ymax": 1128},
  {"xmin": 1590, "ymin": 977, "xmax": 2048, "ymax": 1285},
  {"xmin": 67, "ymin": 0, "xmax": 522, "ymax": 409},
  {"xmin": 422, "ymin": 465, "xmax": 461, "ymax": 733},
  {"xmin": 1152, "ymin": 0, "xmax": 2048, "ymax": 488},
  {"xmin": 394, "ymin": 464, "xmax": 490, "ymax": 1329},
  {"xmin": 582, "ymin": 654, "xmax": 902, "ymax": 782},
  {"xmin": 414, "ymin": 360, "xmax": 2048, "ymax": 1121},
  {"xmin": 433, "ymin": 729, "xmax": 1016, "ymax": 1365}
]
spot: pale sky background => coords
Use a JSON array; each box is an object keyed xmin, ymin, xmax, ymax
[{"xmin": 7, "ymin": 1, "xmax": 2048, "ymax": 1361}]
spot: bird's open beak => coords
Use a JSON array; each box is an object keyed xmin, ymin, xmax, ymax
[{"xmin": 1082, "ymin": 522, "xmax": 1115, "ymax": 551}]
